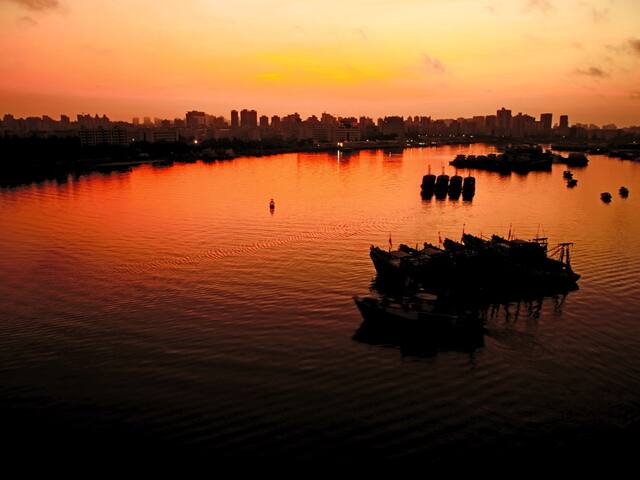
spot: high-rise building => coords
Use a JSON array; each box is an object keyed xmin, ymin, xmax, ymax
[
  {"xmin": 559, "ymin": 115, "xmax": 569, "ymax": 130},
  {"xmin": 259, "ymin": 115, "xmax": 269, "ymax": 128},
  {"xmin": 185, "ymin": 111, "xmax": 206, "ymax": 129},
  {"xmin": 496, "ymin": 107, "xmax": 512, "ymax": 136},
  {"xmin": 540, "ymin": 113, "xmax": 552, "ymax": 133},
  {"xmin": 132, "ymin": 117, "xmax": 140, "ymax": 126},
  {"xmin": 240, "ymin": 109, "xmax": 258, "ymax": 128},
  {"xmin": 230, "ymin": 110, "xmax": 239, "ymax": 129},
  {"xmin": 381, "ymin": 116, "xmax": 405, "ymax": 140}
]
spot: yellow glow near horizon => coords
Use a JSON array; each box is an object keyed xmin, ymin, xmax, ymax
[{"xmin": 0, "ymin": 0, "xmax": 639, "ymax": 125}]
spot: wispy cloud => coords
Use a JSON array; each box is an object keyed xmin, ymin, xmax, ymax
[
  {"xmin": 591, "ymin": 7, "xmax": 610, "ymax": 23},
  {"xmin": 355, "ymin": 28, "xmax": 368, "ymax": 41},
  {"xmin": 575, "ymin": 66, "xmax": 609, "ymax": 78},
  {"xmin": 523, "ymin": 0, "xmax": 553, "ymax": 14},
  {"xmin": 3, "ymin": 0, "xmax": 60, "ymax": 10},
  {"xmin": 422, "ymin": 53, "xmax": 445, "ymax": 74},
  {"xmin": 16, "ymin": 15, "xmax": 38, "ymax": 26},
  {"xmin": 606, "ymin": 38, "xmax": 640, "ymax": 57}
]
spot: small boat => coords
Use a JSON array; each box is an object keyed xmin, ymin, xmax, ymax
[
  {"xmin": 269, "ymin": 198, "xmax": 275, "ymax": 209},
  {"xmin": 567, "ymin": 178, "xmax": 578, "ymax": 188},
  {"xmin": 601, "ymin": 192, "xmax": 612, "ymax": 203},
  {"xmin": 619, "ymin": 186, "xmax": 629, "ymax": 198},
  {"xmin": 563, "ymin": 170, "xmax": 573, "ymax": 179},
  {"xmin": 353, "ymin": 295, "xmax": 481, "ymax": 332},
  {"xmin": 566, "ymin": 153, "xmax": 589, "ymax": 167},
  {"xmin": 462, "ymin": 176, "xmax": 476, "ymax": 200}
]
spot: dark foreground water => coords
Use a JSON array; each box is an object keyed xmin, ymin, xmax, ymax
[{"xmin": 1, "ymin": 145, "xmax": 640, "ymax": 465}]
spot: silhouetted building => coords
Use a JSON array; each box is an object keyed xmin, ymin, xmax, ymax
[
  {"xmin": 559, "ymin": 115, "xmax": 569, "ymax": 129},
  {"xmin": 185, "ymin": 111, "xmax": 206, "ymax": 129},
  {"xmin": 230, "ymin": 110, "xmax": 239, "ymax": 129},
  {"xmin": 380, "ymin": 116, "xmax": 405, "ymax": 140},
  {"xmin": 496, "ymin": 107, "xmax": 512, "ymax": 136},
  {"xmin": 240, "ymin": 109, "xmax": 258, "ymax": 128},
  {"xmin": 540, "ymin": 113, "xmax": 553, "ymax": 134},
  {"xmin": 79, "ymin": 127, "xmax": 129, "ymax": 146}
]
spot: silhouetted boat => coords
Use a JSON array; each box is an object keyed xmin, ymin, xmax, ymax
[
  {"xmin": 619, "ymin": 186, "xmax": 629, "ymax": 197},
  {"xmin": 567, "ymin": 178, "xmax": 578, "ymax": 188},
  {"xmin": 462, "ymin": 176, "xmax": 476, "ymax": 200},
  {"xmin": 601, "ymin": 192, "xmax": 612, "ymax": 202},
  {"xmin": 563, "ymin": 170, "xmax": 573, "ymax": 179},
  {"xmin": 566, "ymin": 152, "xmax": 589, "ymax": 167},
  {"xmin": 369, "ymin": 233, "xmax": 579, "ymax": 297},
  {"xmin": 269, "ymin": 198, "xmax": 275, "ymax": 209},
  {"xmin": 353, "ymin": 295, "xmax": 481, "ymax": 332},
  {"xmin": 450, "ymin": 145, "xmax": 554, "ymax": 173}
]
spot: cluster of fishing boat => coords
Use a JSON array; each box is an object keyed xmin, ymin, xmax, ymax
[
  {"xmin": 368, "ymin": 233, "xmax": 579, "ymax": 295},
  {"xmin": 421, "ymin": 171, "xmax": 475, "ymax": 200},
  {"xmin": 353, "ymin": 231, "xmax": 581, "ymax": 354},
  {"xmin": 563, "ymin": 170, "xmax": 578, "ymax": 187},
  {"xmin": 449, "ymin": 145, "xmax": 588, "ymax": 173},
  {"xmin": 601, "ymin": 187, "xmax": 629, "ymax": 203}
]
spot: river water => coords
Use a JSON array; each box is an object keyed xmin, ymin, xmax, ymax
[{"xmin": 1, "ymin": 144, "xmax": 639, "ymax": 463}]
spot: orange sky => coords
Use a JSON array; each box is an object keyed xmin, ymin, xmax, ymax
[{"xmin": 1, "ymin": 0, "xmax": 639, "ymax": 125}]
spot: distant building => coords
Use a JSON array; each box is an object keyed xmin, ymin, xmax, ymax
[
  {"xmin": 484, "ymin": 115, "xmax": 497, "ymax": 135},
  {"xmin": 145, "ymin": 128, "xmax": 178, "ymax": 143},
  {"xmin": 380, "ymin": 116, "xmax": 405, "ymax": 140},
  {"xmin": 259, "ymin": 115, "xmax": 269, "ymax": 128},
  {"xmin": 496, "ymin": 107, "xmax": 512, "ymax": 136},
  {"xmin": 540, "ymin": 113, "xmax": 552, "ymax": 133},
  {"xmin": 230, "ymin": 110, "xmax": 239, "ymax": 129},
  {"xmin": 559, "ymin": 115, "xmax": 569, "ymax": 129},
  {"xmin": 240, "ymin": 109, "xmax": 258, "ymax": 128},
  {"xmin": 185, "ymin": 111, "xmax": 206, "ymax": 129},
  {"xmin": 79, "ymin": 127, "xmax": 129, "ymax": 146}
]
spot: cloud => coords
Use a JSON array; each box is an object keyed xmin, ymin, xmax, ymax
[
  {"xmin": 16, "ymin": 15, "xmax": 38, "ymax": 26},
  {"xmin": 422, "ymin": 53, "xmax": 445, "ymax": 74},
  {"xmin": 356, "ymin": 28, "xmax": 368, "ymax": 41},
  {"xmin": 606, "ymin": 38, "xmax": 640, "ymax": 57},
  {"xmin": 523, "ymin": 0, "xmax": 552, "ymax": 14},
  {"xmin": 3, "ymin": 0, "xmax": 60, "ymax": 10},
  {"xmin": 576, "ymin": 66, "xmax": 609, "ymax": 78},
  {"xmin": 591, "ymin": 7, "xmax": 609, "ymax": 23},
  {"xmin": 484, "ymin": 3, "xmax": 498, "ymax": 14}
]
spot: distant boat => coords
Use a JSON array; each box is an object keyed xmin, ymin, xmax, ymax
[
  {"xmin": 563, "ymin": 170, "xmax": 573, "ymax": 179},
  {"xmin": 353, "ymin": 295, "xmax": 481, "ymax": 334},
  {"xmin": 601, "ymin": 192, "xmax": 612, "ymax": 203},
  {"xmin": 619, "ymin": 186, "xmax": 629, "ymax": 198},
  {"xmin": 566, "ymin": 153, "xmax": 589, "ymax": 167},
  {"xmin": 567, "ymin": 178, "xmax": 578, "ymax": 188},
  {"xmin": 269, "ymin": 199, "xmax": 275, "ymax": 209}
]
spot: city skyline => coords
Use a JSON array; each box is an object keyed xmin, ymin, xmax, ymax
[
  {"xmin": 1, "ymin": 106, "xmax": 634, "ymax": 130},
  {"xmin": 1, "ymin": 0, "xmax": 639, "ymax": 125}
]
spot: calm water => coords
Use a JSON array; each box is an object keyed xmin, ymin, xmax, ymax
[{"xmin": 2, "ymin": 145, "xmax": 640, "ymax": 463}]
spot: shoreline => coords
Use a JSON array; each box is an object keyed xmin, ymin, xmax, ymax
[
  {"xmin": 0, "ymin": 140, "xmax": 477, "ymax": 189},
  {"xmin": 2, "ymin": 138, "xmax": 637, "ymax": 189}
]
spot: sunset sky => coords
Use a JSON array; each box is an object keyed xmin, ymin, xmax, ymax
[{"xmin": 1, "ymin": 0, "xmax": 639, "ymax": 125}]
